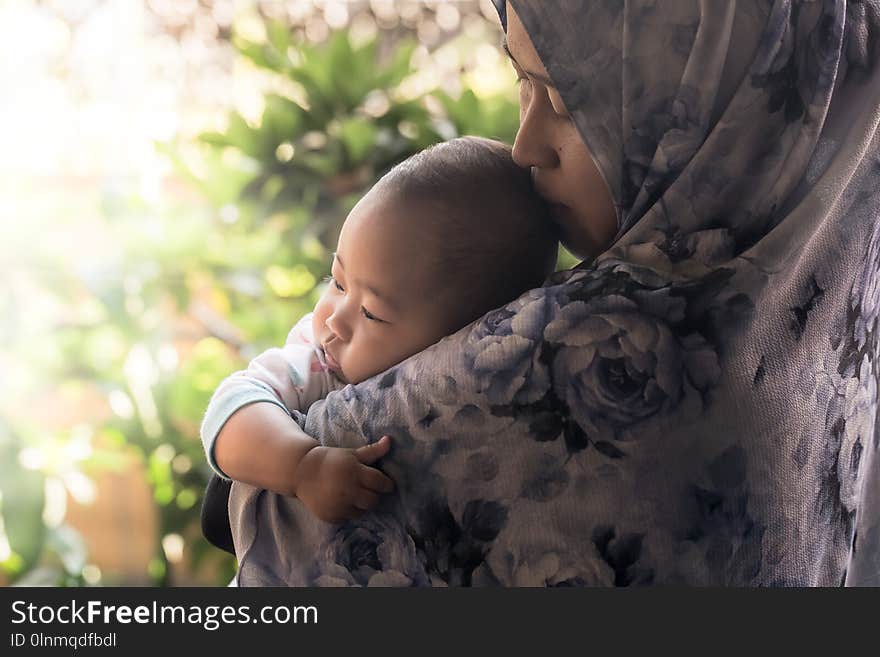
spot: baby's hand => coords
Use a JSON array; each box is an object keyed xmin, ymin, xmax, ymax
[{"xmin": 294, "ymin": 436, "xmax": 395, "ymax": 524}]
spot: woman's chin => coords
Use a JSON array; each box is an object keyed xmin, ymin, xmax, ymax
[
  {"xmin": 551, "ymin": 203, "xmax": 616, "ymax": 262},
  {"xmin": 550, "ymin": 207, "xmax": 587, "ymax": 258},
  {"xmin": 560, "ymin": 235, "xmax": 594, "ymax": 262}
]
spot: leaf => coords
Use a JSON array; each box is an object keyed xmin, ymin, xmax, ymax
[
  {"xmin": 299, "ymin": 150, "xmax": 340, "ymax": 178},
  {"xmin": 378, "ymin": 40, "xmax": 417, "ymax": 89},
  {"xmin": 327, "ymin": 31, "xmax": 358, "ymax": 109},
  {"xmin": 12, "ymin": 566, "xmax": 63, "ymax": 586},
  {"xmin": 461, "ymin": 499, "xmax": 508, "ymax": 542},
  {"xmin": 261, "ymin": 95, "xmax": 311, "ymax": 143},
  {"xmin": 235, "ymin": 38, "xmax": 269, "ymax": 68},
  {"xmin": 225, "ymin": 112, "xmax": 266, "ymax": 159},
  {"xmin": 198, "ymin": 131, "xmax": 232, "ymax": 149},
  {"xmin": 339, "ymin": 118, "xmax": 379, "ymax": 164},
  {"xmin": 0, "ymin": 459, "xmax": 46, "ymax": 574},
  {"xmin": 266, "ymin": 20, "xmax": 291, "ymax": 55},
  {"xmin": 439, "ymin": 89, "xmax": 480, "ymax": 136},
  {"xmin": 378, "ymin": 370, "xmax": 396, "ymax": 389},
  {"xmin": 528, "ymin": 411, "xmax": 563, "ymax": 442},
  {"xmin": 593, "ymin": 440, "xmax": 627, "ymax": 459},
  {"xmin": 563, "ymin": 420, "xmax": 591, "ymax": 453},
  {"xmin": 291, "ymin": 38, "xmax": 339, "ymax": 118},
  {"xmin": 265, "ymin": 180, "xmax": 309, "ymax": 216},
  {"xmin": 46, "ymin": 525, "xmax": 88, "ymax": 576},
  {"xmin": 435, "ymin": 90, "xmax": 519, "ymax": 143},
  {"xmin": 234, "ymin": 35, "xmax": 278, "ymax": 74},
  {"xmin": 240, "ymin": 172, "xmax": 274, "ymax": 201}
]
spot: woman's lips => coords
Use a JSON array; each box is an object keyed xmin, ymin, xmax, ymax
[
  {"xmin": 549, "ymin": 201, "xmax": 569, "ymax": 216},
  {"xmin": 549, "ymin": 202, "xmax": 574, "ymax": 229}
]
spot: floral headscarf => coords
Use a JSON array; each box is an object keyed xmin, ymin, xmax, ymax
[{"xmin": 231, "ymin": 0, "xmax": 880, "ymax": 586}]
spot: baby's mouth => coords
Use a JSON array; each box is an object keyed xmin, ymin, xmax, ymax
[{"xmin": 322, "ymin": 345, "xmax": 345, "ymax": 378}]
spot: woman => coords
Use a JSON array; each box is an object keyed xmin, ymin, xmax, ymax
[{"xmin": 231, "ymin": 0, "xmax": 880, "ymax": 586}]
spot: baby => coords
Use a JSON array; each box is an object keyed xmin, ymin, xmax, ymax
[{"xmin": 200, "ymin": 136, "xmax": 558, "ymax": 530}]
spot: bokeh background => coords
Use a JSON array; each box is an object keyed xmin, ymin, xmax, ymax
[{"xmin": 0, "ymin": 0, "xmax": 573, "ymax": 586}]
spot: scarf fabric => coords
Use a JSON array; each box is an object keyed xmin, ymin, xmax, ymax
[{"xmin": 231, "ymin": 0, "xmax": 880, "ymax": 586}]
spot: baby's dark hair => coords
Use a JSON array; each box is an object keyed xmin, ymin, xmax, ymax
[{"xmin": 375, "ymin": 136, "xmax": 558, "ymax": 330}]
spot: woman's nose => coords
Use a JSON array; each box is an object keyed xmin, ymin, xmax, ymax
[{"xmin": 512, "ymin": 101, "xmax": 559, "ymax": 171}]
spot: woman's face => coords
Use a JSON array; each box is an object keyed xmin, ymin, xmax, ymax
[{"xmin": 504, "ymin": 5, "xmax": 618, "ymax": 261}]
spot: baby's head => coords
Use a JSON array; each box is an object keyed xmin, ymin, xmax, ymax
[{"xmin": 313, "ymin": 136, "xmax": 558, "ymax": 383}]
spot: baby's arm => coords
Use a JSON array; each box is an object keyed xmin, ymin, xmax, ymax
[
  {"xmin": 212, "ymin": 400, "xmax": 317, "ymax": 497},
  {"xmin": 200, "ymin": 314, "xmax": 332, "ymax": 482},
  {"xmin": 213, "ymin": 402, "xmax": 393, "ymax": 520},
  {"xmin": 201, "ymin": 314, "xmax": 394, "ymax": 519}
]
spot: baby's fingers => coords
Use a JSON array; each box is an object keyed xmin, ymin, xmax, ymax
[
  {"xmin": 358, "ymin": 465, "xmax": 395, "ymax": 494},
  {"xmin": 354, "ymin": 436, "xmax": 391, "ymax": 465},
  {"xmin": 353, "ymin": 489, "xmax": 380, "ymax": 512}
]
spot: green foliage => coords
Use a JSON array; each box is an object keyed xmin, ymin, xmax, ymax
[
  {"xmin": 186, "ymin": 27, "xmax": 518, "ymax": 248},
  {"xmin": 0, "ymin": 421, "xmax": 91, "ymax": 586},
  {"xmin": 438, "ymin": 88, "xmax": 520, "ymax": 142},
  {"xmin": 0, "ymin": 424, "xmax": 46, "ymax": 576}
]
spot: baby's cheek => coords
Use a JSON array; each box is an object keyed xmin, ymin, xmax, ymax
[
  {"xmin": 312, "ymin": 298, "xmax": 330, "ymax": 333},
  {"xmin": 366, "ymin": 348, "xmax": 397, "ymax": 376},
  {"xmin": 358, "ymin": 341, "xmax": 406, "ymax": 381}
]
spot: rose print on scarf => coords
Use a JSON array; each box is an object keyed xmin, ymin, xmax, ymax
[
  {"xmin": 836, "ymin": 220, "xmax": 880, "ymax": 379},
  {"xmin": 463, "ymin": 289, "xmax": 558, "ymax": 406},
  {"xmin": 677, "ymin": 446, "xmax": 766, "ymax": 585},
  {"xmin": 546, "ymin": 300, "xmax": 717, "ymax": 439},
  {"xmin": 474, "ymin": 541, "xmax": 610, "ymax": 586},
  {"xmin": 546, "ymin": 264, "xmax": 721, "ymax": 441},
  {"xmin": 311, "ymin": 513, "xmax": 429, "ymax": 587}
]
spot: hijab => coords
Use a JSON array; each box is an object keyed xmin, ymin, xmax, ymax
[{"xmin": 232, "ymin": 0, "xmax": 880, "ymax": 585}]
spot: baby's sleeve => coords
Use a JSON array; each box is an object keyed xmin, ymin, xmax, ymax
[{"xmin": 199, "ymin": 312, "xmax": 340, "ymax": 478}]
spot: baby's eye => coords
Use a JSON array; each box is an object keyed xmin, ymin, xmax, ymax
[
  {"xmin": 325, "ymin": 276, "xmax": 344, "ymax": 293},
  {"xmin": 361, "ymin": 307, "xmax": 383, "ymax": 322},
  {"xmin": 322, "ymin": 275, "xmax": 345, "ymax": 293}
]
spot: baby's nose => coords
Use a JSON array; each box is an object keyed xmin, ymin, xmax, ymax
[{"xmin": 325, "ymin": 314, "xmax": 350, "ymax": 341}]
